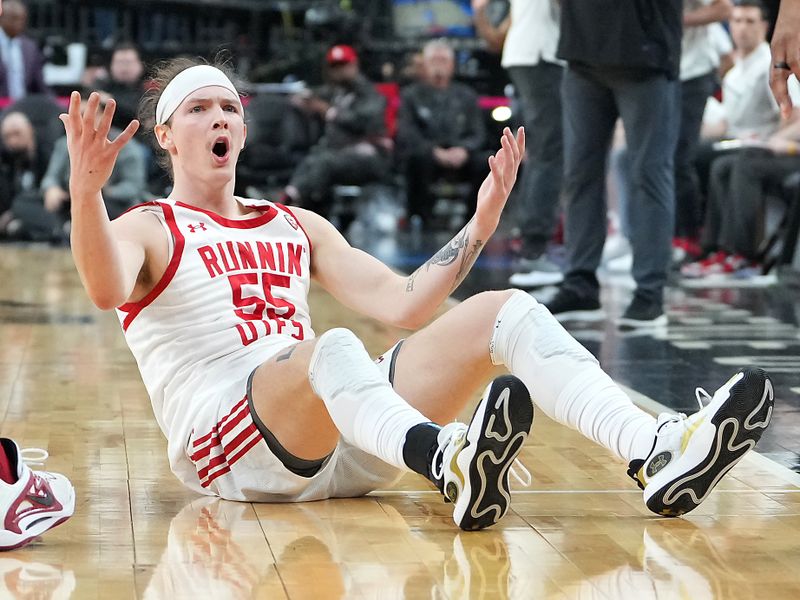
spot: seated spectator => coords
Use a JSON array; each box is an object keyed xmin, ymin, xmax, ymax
[
  {"xmin": 682, "ymin": 1, "xmax": 800, "ymax": 280},
  {"xmin": 3, "ymin": 92, "xmax": 148, "ymax": 242},
  {"xmin": 682, "ymin": 118, "xmax": 800, "ymax": 280},
  {"xmin": 694, "ymin": 1, "xmax": 796, "ymax": 196},
  {"xmin": 0, "ymin": 111, "xmax": 47, "ymax": 235},
  {"xmin": 3, "ymin": 93, "xmax": 67, "ymax": 161},
  {"xmin": 94, "ymin": 42, "xmax": 147, "ymax": 136},
  {"xmin": 397, "ymin": 39, "xmax": 487, "ymax": 227},
  {"xmin": 0, "ymin": 0, "xmax": 47, "ymax": 101},
  {"xmin": 282, "ymin": 45, "xmax": 390, "ymax": 218}
]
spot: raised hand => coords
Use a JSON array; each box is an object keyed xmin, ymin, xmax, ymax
[
  {"xmin": 58, "ymin": 91, "xmax": 140, "ymax": 198},
  {"xmin": 475, "ymin": 126, "xmax": 525, "ymax": 231}
]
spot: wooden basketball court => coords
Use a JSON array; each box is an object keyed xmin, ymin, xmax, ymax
[{"xmin": 1, "ymin": 245, "xmax": 799, "ymax": 599}]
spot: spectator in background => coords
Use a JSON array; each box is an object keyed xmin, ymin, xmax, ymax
[
  {"xmin": 397, "ymin": 39, "xmax": 487, "ymax": 227},
  {"xmin": 682, "ymin": 116, "xmax": 800, "ymax": 281},
  {"xmin": 282, "ymin": 45, "xmax": 389, "ymax": 218},
  {"xmin": 703, "ymin": 1, "xmax": 787, "ymax": 142},
  {"xmin": 94, "ymin": 42, "xmax": 147, "ymax": 134},
  {"xmin": 682, "ymin": 2, "xmax": 800, "ymax": 280},
  {"xmin": 673, "ymin": 0, "xmax": 733, "ymax": 259},
  {"xmin": 546, "ymin": 0, "xmax": 682, "ymax": 328},
  {"xmin": 0, "ymin": 0, "xmax": 46, "ymax": 100},
  {"xmin": 473, "ymin": 0, "xmax": 565, "ymax": 288},
  {"xmin": 4, "ymin": 92, "xmax": 147, "ymax": 242},
  {"xmin": 0, "ymin": 110, "xmax": 46, "ymax": 235}
]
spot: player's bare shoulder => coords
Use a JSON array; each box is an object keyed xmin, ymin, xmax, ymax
[
  {"xmin": 281, "ymin": 206, "xmax": 340, "ymax": 248},
  {"xmin": 111, "ymin": 203, "xmax": 171, "ymax": 295}
]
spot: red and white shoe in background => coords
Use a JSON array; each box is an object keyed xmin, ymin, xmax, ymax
[
  {"xmin": 0, "ymin": 439, "xmax": 74, "ymax": 550},
  {"xmin": 680, "ymin": 252, "xmax": 750, "ymax": 279}
]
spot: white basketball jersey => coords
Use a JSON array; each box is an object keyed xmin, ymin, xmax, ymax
[{"xmin": 116, "ymin": 198, "xmax": 314, "ymax": 474}]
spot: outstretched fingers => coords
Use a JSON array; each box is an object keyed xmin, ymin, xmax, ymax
[
  {"xmin": 499, "ymin": 130, "xmax": 516, "ymax": 181},
  {"xmin": 504, "ymin": 127, "xmax": 520, "ymax": 164},
  {"xmin": 96, "ymin": 99, "xmax": 117, "ymax": 141},
  {"xmin": 516, "ymin": 126, "xmax": 526, "ymax": 157},
  {"xmin": 60, "ymin": 91, "xmax": 83, "ymax": 137},
  {"xmin": 109, "ymin": 119, "xmax": 140, "ymax": 152},
  {"xmin": 81, "ymin": 92, "xmax": 101, "ymax": 137},
  {"xmin": 490, "ymin": 148, "xmax": 507, "ymax": 194}
]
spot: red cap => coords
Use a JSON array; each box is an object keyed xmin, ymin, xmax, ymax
[{"xmin": 326, "ymin": 45, "xmax": 358, "ymax": 66}]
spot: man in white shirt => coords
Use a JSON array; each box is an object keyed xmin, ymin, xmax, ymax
[
  {"xmin": 684, "ymin": 0, "xmax": 800, "ymax": 276},
  {"xmin": 473, "ymin": 0, "xmax": 565, "ymax": 288}
]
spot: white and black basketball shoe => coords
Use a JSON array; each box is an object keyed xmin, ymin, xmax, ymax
[
  {"xmin": 628, "ymin": 367, "xmax": 773, "ymax": 517},
  {"xmin": 431, "ymin": 375, "xmax": 534, "ymax": 531}
]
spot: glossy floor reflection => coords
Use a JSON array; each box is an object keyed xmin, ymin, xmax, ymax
[{"xmin": 1, "ymin": 245, "xmax": 799, "ymax": 599}]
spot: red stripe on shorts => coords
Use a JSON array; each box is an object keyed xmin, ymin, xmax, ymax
[
  {"xmin": 190, "ymin": 404, "xmax": 251, "ymax": 463},
  {"xmin": 202, "ymin": 430, "xmax": 263, "ymax": 488},
  {"xmin": 197, "ymin": 422, "xmax": 259, "ymax": 481},
  {"xmin": 191, "ymin": 396, "xmax": 248, "ymax": 449}
]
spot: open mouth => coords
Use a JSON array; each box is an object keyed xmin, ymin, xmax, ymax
[{"xmin": 211, "ymin": 137, "xmax": 230, "ymax": 159}]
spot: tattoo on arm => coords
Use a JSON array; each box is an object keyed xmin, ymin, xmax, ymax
[
  {"xmin": 406, "ymin": 266, "xmax": 421, "ymax": 292},
  {"xmin": 275, "ymin": 346, "xmax": 296, "ymax": 362},
  {"xmin": 404, "ymin": 219, "xmax": 484, "ymax": 293},
  {"xmin": 454, "ymin": 238, "xmax": 483, "ymax": 290}
]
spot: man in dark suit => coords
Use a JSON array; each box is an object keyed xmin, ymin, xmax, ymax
[
  {"xmin": 397, "ymin": 39, "xmax": 488, "ymax": 227},
  {"xmin": 0, "ymin": 0, "xmax": 47, "ymax": 100}
]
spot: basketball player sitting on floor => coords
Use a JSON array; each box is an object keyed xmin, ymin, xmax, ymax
[{"xmin": 55, "ymin": 58, "xmax": 772, "ymax": 531}]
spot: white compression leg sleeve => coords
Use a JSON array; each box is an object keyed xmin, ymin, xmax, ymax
[
  {"xmin": 490, "ymin": 291, "xmax": 656, "ymax": 462},
  {"xmin": 308, "ymin": 328, "xmax": 429, "ymax": 470}
]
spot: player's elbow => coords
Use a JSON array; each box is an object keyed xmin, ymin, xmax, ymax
[
  {"xmin": 90, "ymin": 292, "xmax": 124, "ymax": 311},
  {"xmin": 392, "ymin": 306, "xmax": 430, "ymax": 331},
  {"xmin": 85, "ymin": 285, "xmax": 127, "ymax": 311}
]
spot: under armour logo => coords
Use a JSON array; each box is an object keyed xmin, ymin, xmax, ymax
[{"xmin": 188, "ymin": 223, "xmax": 207, "ymax": 233}]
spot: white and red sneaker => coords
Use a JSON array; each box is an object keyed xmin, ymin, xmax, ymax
[
  {"xmin": 680, "ymin": 251, "xmax": 728, "ymax": 278},
  {"xmin": 0, "ymin": 439, "xmax": 74, "ymax": 550}
]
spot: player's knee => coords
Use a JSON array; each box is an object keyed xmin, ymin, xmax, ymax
[
  {"xmin": 474, "ymin": 289, "xmax": 519, "ymax": 317},
  {"xmin": 314, "ymin": 327, "xmax": 366, "ymax": 355},
  {"xmin": 463, "ymin": 290, "xmax": 519, "ymax": 335}
]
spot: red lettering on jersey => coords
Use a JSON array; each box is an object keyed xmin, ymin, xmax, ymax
[
  {"xmin": 276, "ymin": 242, "xmax": 286, "ymax": 272},
  {"xmin": 262, "ymin": 272, "xmax": 296, "ymax": 320},
  {"xmin": 198, "ymin": 245, "xmax": 223, "ymax": 278},
  {"xmin": 256, "ymin": 242, "xmax": 276, "ymax": 271},
  {"xmin": 216, "ymin": 243, "xmax": 234, "ymax": 272},
  {"xmin": 288, "ymin": 243, "xmax": 303, "ymax": 276},
  {"xmin": 238, "ymin": 241, "xmax": 258, "ymax": 270},
  {"xmin": 225, "ymin": 241, "xmax": 242, "ymax": 270}
]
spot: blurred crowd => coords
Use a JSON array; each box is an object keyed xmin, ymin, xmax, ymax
[{"xmin": 0, "ymin": 0, "xmax": 797, "ymax": 314}]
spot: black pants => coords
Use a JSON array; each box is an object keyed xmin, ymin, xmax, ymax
[
  {"xmin": 704, "ymin": 149, "xmax": 800, "ymax": 259},
  {"xmin": 507, "ymin": 62, "xmax": 564, "ymax": 258},
  {"xmin": 561, "ymin": 67, "xmax": 679, "ymax": 305},
  {"xmin": 11, "ymin": 191, "xmax": 68, "ymax": 242},
  {"xmin": 675, "ymin": 71, "xmax": 717, "ymax": 238},
  {"xmin": 289, "ymin": 145, "xmax": 389, "ymax": 217},
  {"xmin": 404, "ymin": 148, "xmax": 488, "ymax": 224}
]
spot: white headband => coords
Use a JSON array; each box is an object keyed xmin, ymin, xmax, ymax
[{"xmin": 155, "ymin": 65, "xmax": 243, "ymax": 125}]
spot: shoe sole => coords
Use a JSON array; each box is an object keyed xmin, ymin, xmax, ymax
[
  {"xmin": 644, "ymin": 367, "xmax": 773, "ymax": 517},
  {"xmin": 0, "ymin": 515, "xmax": 71, "ymax": 551},
  {"xmin": 617, "ymin": 314, "xmax": 668, "ymax": 329},
  {"xmin": 552, "ymin": 309, "xmax": 604, "ymax": 323},
  {"xmin": 453, "ymin": 375, "xmax": 534, "ymax": 531}
]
